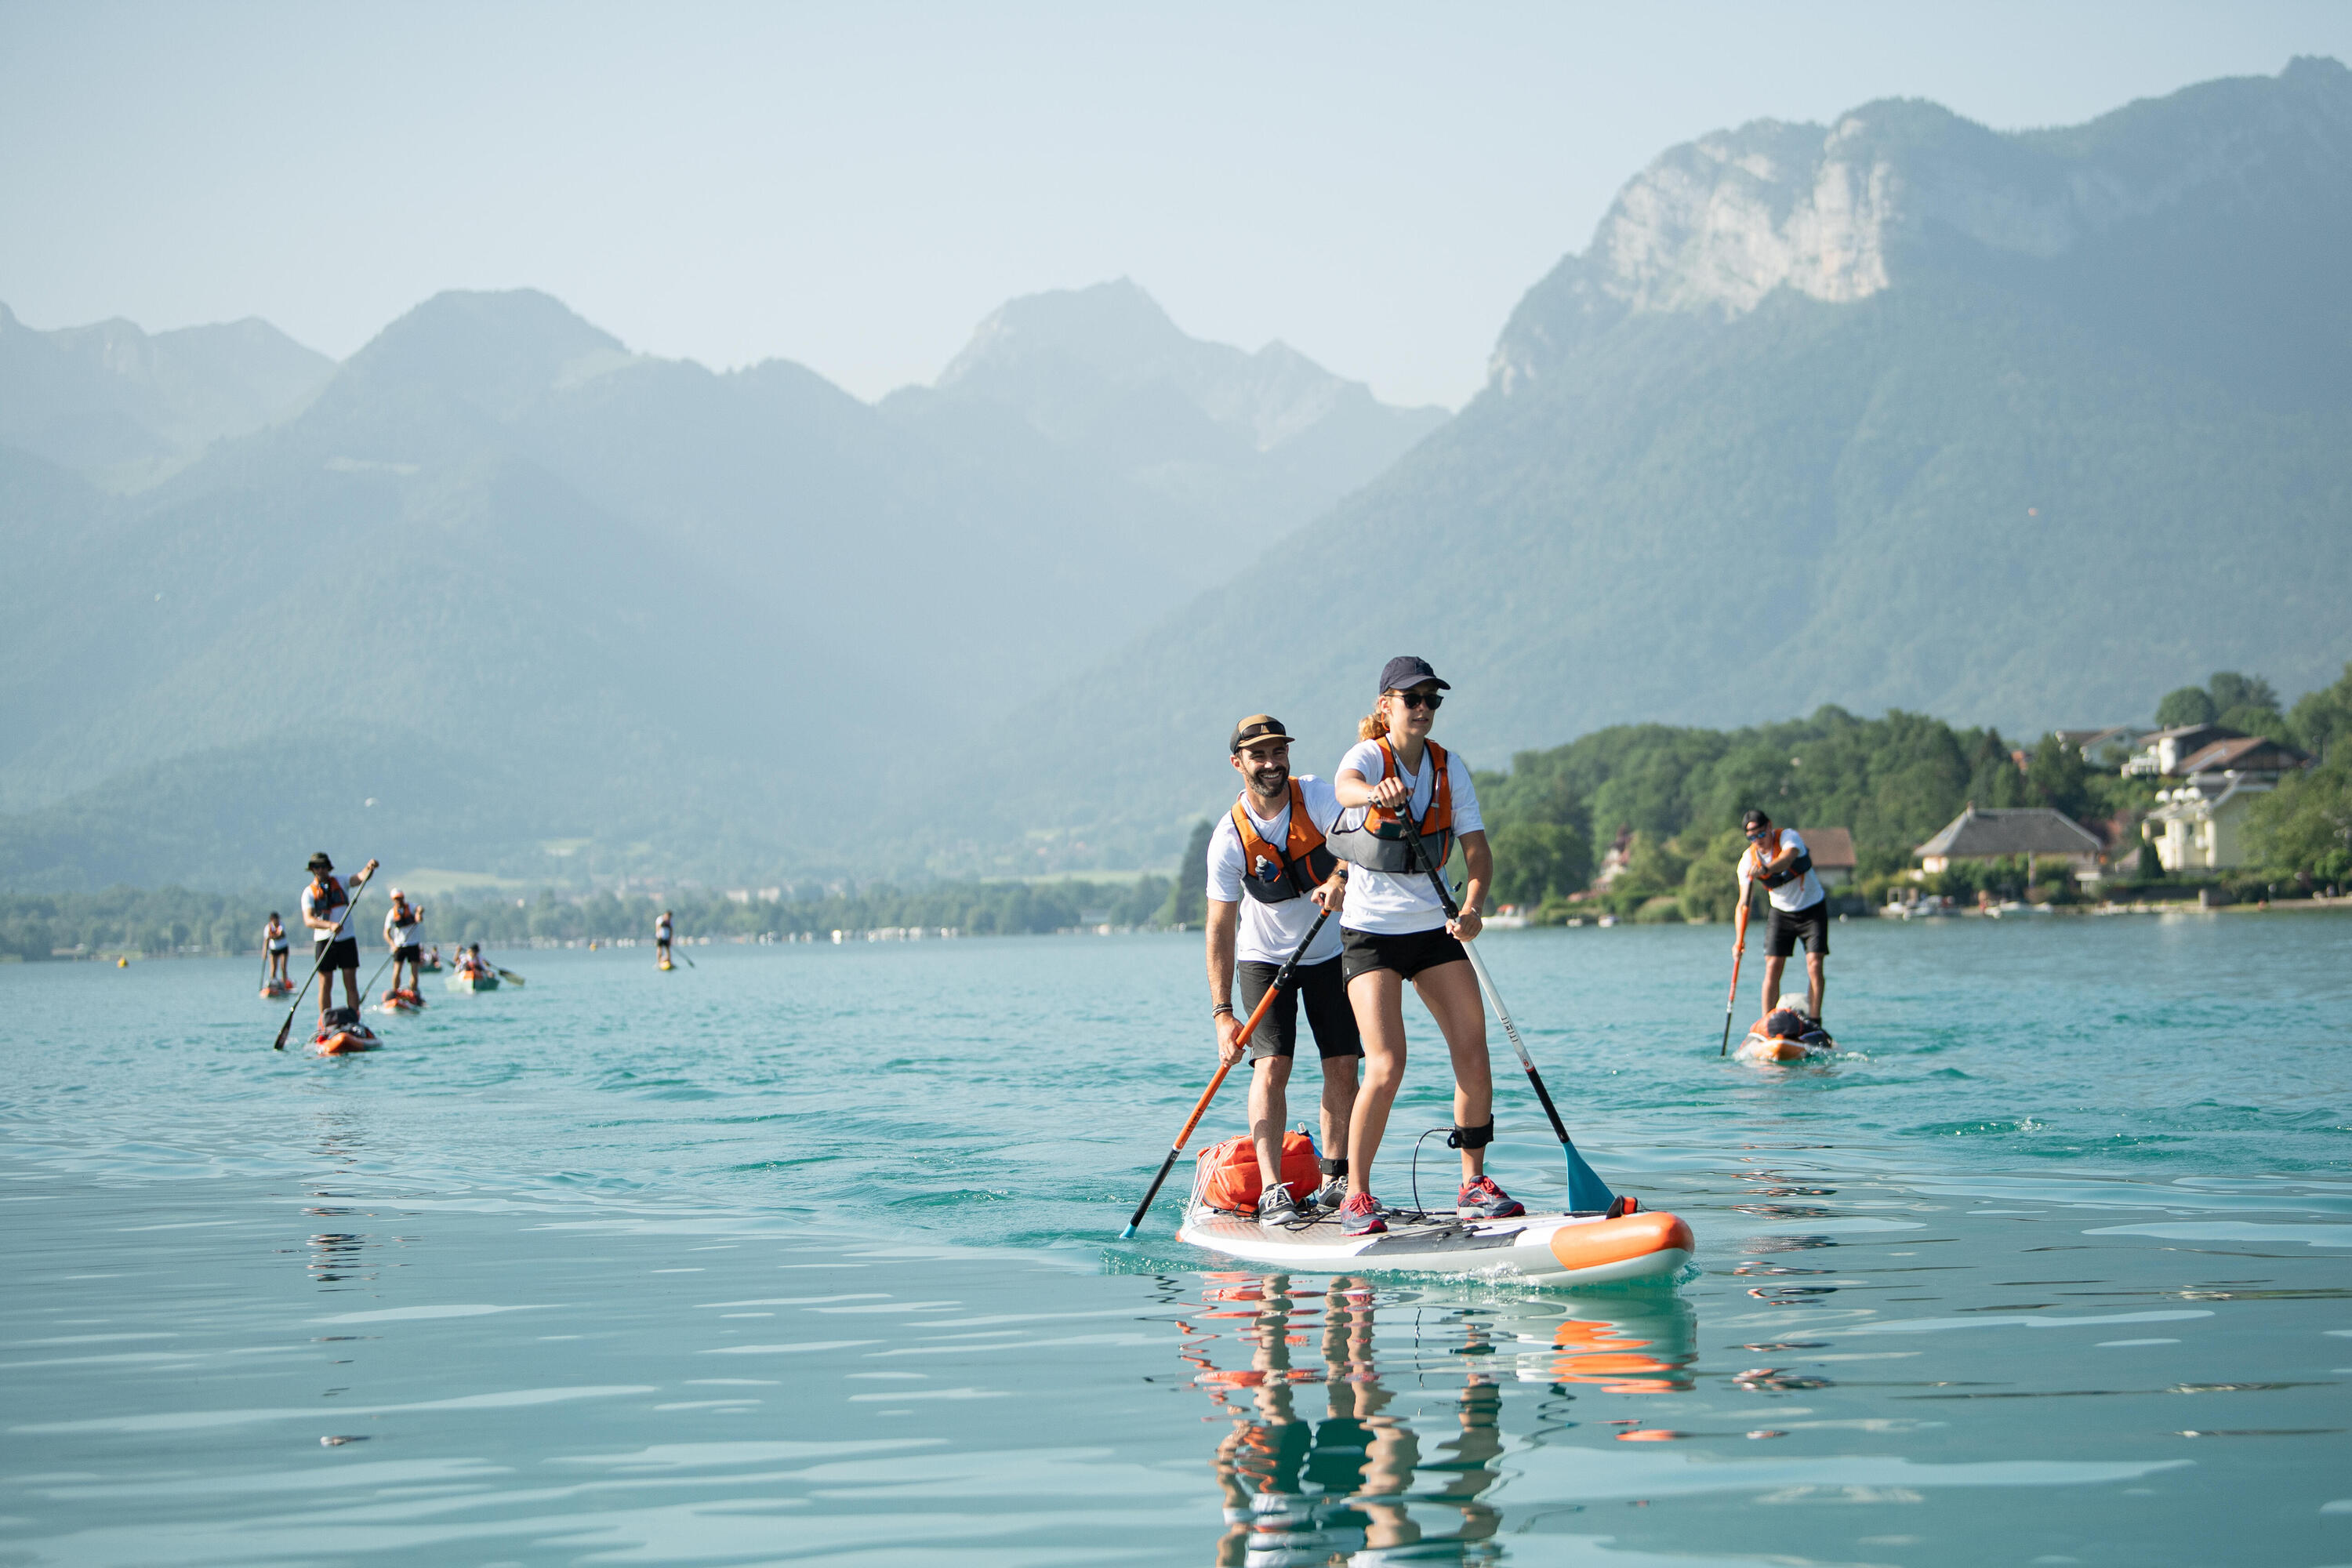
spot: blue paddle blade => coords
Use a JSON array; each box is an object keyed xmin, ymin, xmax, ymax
[{"xmin": 1564, "ymin": 1138, "xmax": 1617, "ymax": 1212}]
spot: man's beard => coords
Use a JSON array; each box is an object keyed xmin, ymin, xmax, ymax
[{"xmin": 1249, "ymin": 766, "xmax": 1290, "ymax": 797}]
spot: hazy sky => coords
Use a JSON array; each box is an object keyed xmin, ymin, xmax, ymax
[{"xmin": 5, "ymin": 2, "xmax": 2349, "ymax": 407}]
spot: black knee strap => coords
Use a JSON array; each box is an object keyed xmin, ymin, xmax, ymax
[
  {"xmin": 1446, "ymin": 1121, "xmax": 1495, "ymax": 1152},
  {"xmin": 1319, "ymin": 1156, "xmax": 1348, "ymax": 1177}
]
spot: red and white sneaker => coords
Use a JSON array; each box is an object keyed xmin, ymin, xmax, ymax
[
  {"xmin": 1338, "ymin": 1192, "xmax": 1388, "ymax": 1236},
  {"xmin": 1457, "ymin": 1176, "xmax": 1525, "ymax": 1219}
]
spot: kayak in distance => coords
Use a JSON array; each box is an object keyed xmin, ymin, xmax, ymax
[
  {"xmin": 312, "ymin": 1007, "xmax": 382, "ymax": 1055},
  {"xmin": 445, "ymin": 971, "xmax": 499, "ymax": 993},
  {"xmin": 1733, "ymin": 1002, "xmax": 1837, "ymax": 1065}
]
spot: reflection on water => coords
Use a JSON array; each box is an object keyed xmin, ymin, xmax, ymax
[{"xmin": 1185, "ymin": 1275, "xmax": 1700, "ymax": 1563}]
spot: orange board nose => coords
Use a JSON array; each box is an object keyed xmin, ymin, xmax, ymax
[{"xmin": 1547, "ymin": 1210, "xmax": 1694, "ymax": 1274}]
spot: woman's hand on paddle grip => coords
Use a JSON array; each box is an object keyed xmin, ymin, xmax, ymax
[
  {"xmin": 1449, "ymin": 906, "xmax": 1483, "ymax": 942},
  {"xmin": 1367, "ymin": 775, "xmax": 1410, "ymax": 811}
]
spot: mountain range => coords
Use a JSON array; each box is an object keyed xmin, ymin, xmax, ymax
[
  {"xmin": 944, "ymin": 56, "xmax": 2352, "ymax": 869},
  {"xmin": 5, "ymin": 59, "xmax": 2349, "ymax": 891},
  {"xmin": 0, "ymin": 282, "xmax": 1438, "ymax": 888}
]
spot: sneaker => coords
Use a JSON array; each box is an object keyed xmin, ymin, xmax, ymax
[
  {"xmin": 1307, "ymin": 1175, "xmax": 1349, "ymax": 1210},
  {"xmin": 1338, "ymin": 1192, "xmax": 1387, "ymax": 1236},
  {"xmin": 1255, "ymin": 1182, "xmax": 1305, "ymax": 1226},
  {"xmin": 1457, "ymin": 1176, "xmax": 1525, "ymax": 1220}
]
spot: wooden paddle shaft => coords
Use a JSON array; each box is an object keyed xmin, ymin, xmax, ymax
[{"xmin": 1720, "ymin": 903, "xmax": 1749, "ymax": 1055}]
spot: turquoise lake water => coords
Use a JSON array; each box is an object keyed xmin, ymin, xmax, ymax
[{"xmin": 3, "ymin": 914, "xmax": 2349, "ymax": 1566}]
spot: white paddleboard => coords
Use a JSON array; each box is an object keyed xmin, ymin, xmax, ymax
[{"xmin": 1178, "ymin": 1191, "xmax": 1693, "ymax": 1288}]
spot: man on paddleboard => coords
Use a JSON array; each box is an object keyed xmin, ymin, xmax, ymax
[
  {"xmin": 383, "ymin": 890, "xmax": 426, "ymax": 1000},
  {"xmin": 300, "ymin": 853, "xmax": 363, "ymax": 1022},
  {"xmin": 1207, "ymin": 715, "xmax": 1360, "ymax": 1226},
  {"xmin": 1737, "ymin": 809, "xmax": 1829, "ymax": 1024},
  {"xmin": 655, "ymin": 910, "xmax": 674, "ymax": 967}
]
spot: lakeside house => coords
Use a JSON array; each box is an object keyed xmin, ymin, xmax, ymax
[
  {"xmin": 2122, "ymin": 724, "xmax": 2241, "ymax": 777},
  {"xmin": 1799, "ymin": 827, "xmax": 1857, "ymax": 887},
  {"xmin": 2055, "ymin": 726, "xmax": 2143, "ymax": 769},
  {"xmin": 2140, "ymin": 735, "xmax": 2311, "ymax": 872},
  {"xmin": 1915, "ymin": 806, "xmax": 2103, "ymax": 882}
]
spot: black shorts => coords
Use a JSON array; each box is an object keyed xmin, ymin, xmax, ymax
[
  {"xmin": 394, "ymin": 944, "xmax": 421, "ymax": 962},
  {"xmin": 314, "ymin": 936, "xmax": 360, "ymax": 973},
  {"xmin": 1340, "ymin": 924, "xmax": 1468, "ymax": 985},
  {"xmin": 1766, "ymin": 898, "xmax": 1831, "ymax": 958},
  {"xmin": 1237, "ymin": 956, "xmax": 1363, "ymax": 1064}
]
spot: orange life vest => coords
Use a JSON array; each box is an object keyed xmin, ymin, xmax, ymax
[
  {"xmin": 1744, "ymin": 832, "xmax": 1813, "ymax": 889},
  {"xmin": 1229, "ymin": 782, "xmax": 1339, "ymax": 904},
  {"xmin": 1328, "ymin": 739, "xmax": 1454, "ymax": 873}
]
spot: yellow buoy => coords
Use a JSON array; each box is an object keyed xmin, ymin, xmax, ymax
[{"xmin": 117, "ymin": 956, "xmax": 129, "ymax": 967}]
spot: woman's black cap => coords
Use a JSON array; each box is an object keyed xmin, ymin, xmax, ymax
[
  {"xmin": 1378, "ymin": 655, "xmax": 1450, "ymax": 694},
  {"xmin": 1742, "ymin": 809, "xmax": 1770, "ymax": 830}
]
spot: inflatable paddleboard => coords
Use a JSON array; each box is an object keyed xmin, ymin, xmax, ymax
[
  {"xmin": 658, "ymin": 959, "xmax": 673, "ymax": 971},
  {"xmin": 377, "ymin": 988, "xmax": 424, "ymax": 1015},
  {"xmin": 1735, "ymin": 1031, "xmax": 1835, "ymax": 1063},
  {"xmin": 260, "ymin": 980, "xmax": 294, "ymax": 1000},
  {"xmin": 313, "ymin": 1010, "xmax": 382, "ymax": 1055},
  {"xmin": 1178, "ymin": 1192, "xmax": 1692, "ymax": 1288}
]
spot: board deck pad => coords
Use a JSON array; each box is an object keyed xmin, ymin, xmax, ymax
[{"xmin": 1177, "ymin": 1192, "xmax": 1693, "ymax": 1288}]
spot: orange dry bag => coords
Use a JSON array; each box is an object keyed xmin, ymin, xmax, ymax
[{"xmin": 1196, "ymin": 1131, "xmax": 1322, "ymax": 1213}]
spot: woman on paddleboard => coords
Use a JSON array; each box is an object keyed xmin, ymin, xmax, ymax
[{"xmin": 1325, "ymin": 656, "xmax": 1520, "ymax": 1236}]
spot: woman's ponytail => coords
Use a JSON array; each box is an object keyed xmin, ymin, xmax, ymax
[{"xmin": 1357, "ymin": 694, "xmax": 1393, "ymax": 742}]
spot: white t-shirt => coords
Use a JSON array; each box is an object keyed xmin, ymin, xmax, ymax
[
  {"xmin": 1333, "ymin": 739, "xmax": 1486, "ymax": 935},
  {"xmin": 264, "ymin": 924, "xmax": 288, "ymax": 953},
  {"xmin": 1206, "ymin": 775, "xmax": 1346, "ymax": 967},
  {"xmin": 300, "ymin": 880, "xmax": 353, "ymax": 942},
  {"xmin": 1740, "ymin": 829, "xmax": 1826, "ymax": 913},
  {"xmin": 386, "ymin": 906, "xmax": 423, "ymax": 948}
]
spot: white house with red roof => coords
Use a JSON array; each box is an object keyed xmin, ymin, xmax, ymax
[{"xmin": 2140, "ymin": 735, "xmax": 2312, "ymax": 871}]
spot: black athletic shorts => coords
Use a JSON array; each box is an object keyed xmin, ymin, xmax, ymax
[
  {"xmin": 1765, "ymin": 898, "xmax": 1831, "ymax": 958},
  {"xmin": 1340, "ymin": 924, "xmax": 1469, "ymax": 985},
  {"xmin": 1237, "ymin": 955, "xmax": 1363, "ymax": 1064},
  {"xmin": 314, "ymin": 935, "xmax": 360, "ymax": 972},
  {"xmin": 394, "ymin": 944, "xmax": 421, "ymax": 962}
]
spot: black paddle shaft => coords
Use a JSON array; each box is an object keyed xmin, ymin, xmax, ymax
[
  {"xmin": 271, "ymin": 861, "xmax": 379, "ymax": 1050},
  {"xmin": 1122, "ymin": 907, "xmax": 1332, "ymax": 1236},
  {"xmin": 1389, "ymin": 792, "xmax": 1577, "ymax": 1148}
]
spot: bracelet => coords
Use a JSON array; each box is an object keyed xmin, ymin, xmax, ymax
[{"xmin": 1212, "ymin": 1004, "xmax": 1234, "ymax": 1018}]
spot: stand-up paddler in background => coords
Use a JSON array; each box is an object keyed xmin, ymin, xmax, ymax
[
  {"xmin": 1737, "ymin": 808, "xmax": 1829, "ymax": 1026},
  {"xmin": 1206, "ymin": 714, "xmax": 1361, "ymax": 1226},
  {"xmin": 300, "ymin": 853, "xmax": 363, "ymax": 1023},
  {"xmin": 262, "ymin": 913, "xmax": 290, "ymax": 989},
  {"xmin": 383, "ymin": 890, "xmax": 426, "ymax": 1003},
  {"xmin": 1328, "ymin": 656, "xmax": 1519, "ymax": 1237},
  {"xmin": 655, "ymin": 910, "xmax": 674, "ymax": 968}
]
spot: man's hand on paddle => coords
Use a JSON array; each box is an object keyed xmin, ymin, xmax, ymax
[
  {"xmin": 1215, "ymin": 1011, "xmax": 1246, "ymax": 1065},
  {"xmin": 1310, "ymin": 869, "xmax": 1347, "ymax": 915}
]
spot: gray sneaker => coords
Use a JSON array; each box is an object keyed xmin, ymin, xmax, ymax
[
  {"xmin": 1307, "ymin": 1174, "xmax": 1348, "ymax": 1210},
  {"xmin": 1255, "ymin": 1182, "xmax": 1305, "ymax": 1226}
]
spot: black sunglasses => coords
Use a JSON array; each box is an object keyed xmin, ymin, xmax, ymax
[{"xmin": 1394, "ymin": 691, "xmax": 1443, "ymax": 711}]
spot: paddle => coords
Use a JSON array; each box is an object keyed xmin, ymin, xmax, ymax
[
  {"xmin": 494, "ymin": 965, "xmax": 526, "ymax": 986},
  {"xmin": 271, "ymin": 860, "xmax": 379, "ymax": 1051},
  {"xmin": 1119, "ymin": 907, "xmax": 1333, "ymax": 1239},
  {"xmin": 358, "ymin": 942, "xmax": 399, "ymax": 1008},
  {"xmin": 1719, "ymin": 900, "xmax": 1749, "ymax": 1057},
  {"xmin": 1389, "ymin": 793, "xmax": 1618, "ymax": 1213}
]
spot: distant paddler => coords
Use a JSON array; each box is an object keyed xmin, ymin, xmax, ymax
[
  {"xmin": 383, "ymin": 889, "xmax": 426, "ymax": 1004},
  {"xmin": 456, "ymin": 943, "xmax": 492, "ymax": 982},
  {"xmin": 1328, "ymin": 655, "xmax": 1518, "ymax": 1236},
  {"xmin": 1737, "ymin": 808, "xmax": 1830, "ymax": 1027},
  {"xmin": 655, "ymin": 909, "xmax": 675, "ymax": 968},
  {"xmin": 1206, "ymin": 713, "xmax": 1360, "ymax": 1226},
  {"xmin": 261, "ymin": 913, "xmax": 291, "ymax": 990},
  {"xmin": 299, "ymin": 852, "xmax": 364, "ymax": 1024}
]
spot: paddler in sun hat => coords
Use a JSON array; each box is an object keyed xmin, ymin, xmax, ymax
[
  {"xmin": 299, "ymin": 852, "xmax": 364, "ymax": 1022},
  {"xmin": 655, "ymin": 910, "xmax": 674, "ymax": 967},
  {"xmin": 1736, "ymin": 808, "xmax": 1830, "ymax": 1026},
  {"xmin": 1207, "ymin": 713, "xmax": 1361, "ymax": 1226},
  {"xmin": 1327, "ymin": 655, "xmax": 1518, "ymax": 1236},
  {"xmin": 383, "ymin": 889, "xmax": 426, "ymax": 1002}
]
